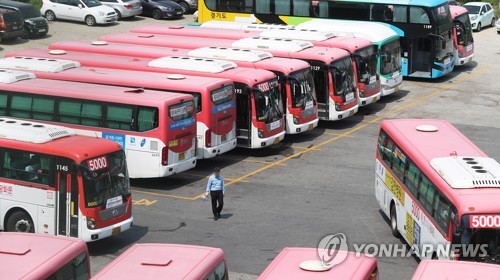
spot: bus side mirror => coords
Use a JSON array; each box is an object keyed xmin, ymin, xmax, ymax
[{"xmin": 452, "ymin": 230, "xmax": 461, "ymax": 244}]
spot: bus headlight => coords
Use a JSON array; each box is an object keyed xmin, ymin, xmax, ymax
[
  {"xmin": 293, "ymin": 116, "xmax": 299, "ymax": 124},
  {"xmin": 335, "ymin": 103, "xmax": 341, "ymax": 112},
  {"xmin": 359, "ymin": 90, "xmax": 365, "ymax": 98},
  {"xmin": 87, "ymin": 218, "xmax": 96, "ymax": 230},
  {"xmin": 258, "ymin": 130, "xmax": 264, "ymax": 138}
]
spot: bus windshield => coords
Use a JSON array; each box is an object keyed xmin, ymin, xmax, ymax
[
  {"xmin": 82, "ymin": 151, "xmax": 130, "ymax": 208},
  {"xmin": 455, "ymin": 14, "xmax": 474, "ymax": 47},
  {"xmin": 460, "ymin": 225, "xmax": 500, "ymax": 264},
  {"xmin": 355, "ymin": 47, "xmax": 377, "ymax": 84},
  {"xmin": 254, "ymin": 79, "xmax": 283, "ymax": 124},
  {"xmin": 331, "ymin": 56, "xmax": 356, "ymax": 101},
  {"xmin": 380, "ymin": 39, "xmax": 402, "ymax": 75},
  {"xmin": 432, "ymin": 4, "xmax": 452, "ymax": 27},
  {"xmin": 289, "ymin": 69, "xmax": 316, "ymax": 109}
]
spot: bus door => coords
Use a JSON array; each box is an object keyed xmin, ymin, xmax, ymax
[
  {"xmin": 56, "ymin": 158, "xmax": 79, "ymax": 238},
  {"xmin": 310, "ymin": 62, "xmax": 329, "ymax": 119},
  {"xmin": 235, "ymin": 83, "xmax": 251, "ymax": 146},
  {"xmin": 409, "ymin": 37, "xmax": 432, "ymax": 77}
]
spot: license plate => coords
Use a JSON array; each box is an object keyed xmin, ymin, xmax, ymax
[
  {"xmin": 308, "ymin": 124, "xmax": 314, "ymax": 130},
  {"xmin": 179, "ymin": 152, "xmax": 185, "ymax": 161},
  {"xmin": 221, "ymin": 134, "xmax": 227, "ymax": 142},
  {"xmin": 444, "ymin": 57, "xmax": 450, "ymax": 66},
  {"xmin": 112, "ymin": 227, "xmax": 121, "ymax": 236},
  {"xmin": 176, "ymin": 11, "xmax": 182, "ymax": 15},
  {"xmin": 345, "ymin": 92, "xmax": 355, "ymax": 102},
  {"xmin": 349, "ymin": 109, "xmax": 355, "ymax": 117},
  {"xmin": 466, "ymin": 44, "xmax": 472, "ymax": 52},
  {"xmin": 274, "ymin": 137, "xmax": 280, "ymax": 144},
  {"xmin": 38, "ymin": 29, "xmax": 46, "ymax": 33},
  {"xmin": 12, "ymin": 26, "xmax": 17, "ymax": 30}
]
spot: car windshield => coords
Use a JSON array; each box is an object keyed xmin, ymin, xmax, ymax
[
  {"xmin": 82, "ymin": 151, "xmax": 130, "ymax": 208},
  {"xmin": 464, "ymin": 5, "xmax": 480, "ymax": 14},
  {"xmin": 380, "ymin": 39, "xmax": 402, "ymax": 75},
  {"xmin": 289, "ymin": 68, "xmax": 316, "ymax": 109},
  {"xmin": 455, "ymin": 13, "xmax": 474, "ymax": 46},
  {"xmin": 331, "ymin": 56, "xmax": 356, "ymax": 98},
  {"xmin": 355, "ymin": 46, "xmax": 377, "ymax": 84},
  {"xmin": 254, "ymin": 79, "xmax": 283, "ymax": 124},
  {"xmin": 18, "ymin": 5, "xmax": 41, "ymax": 18},
  {"xmin": 82, "ymin": 0, "xmax": 102, "ymax": 7}
]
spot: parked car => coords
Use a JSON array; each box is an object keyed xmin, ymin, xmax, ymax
[
  {"xmin": 0, "ymin": 8, "xmax": 24, "ymax": 42},
  {"xmin": 171, "ymin": 0, "xmax": 196, "ymax": 14},
  {"xmin": 41, "ymin": 0, "xmax": 118, "ymax": 26},
  {"xmin": 0, "ymin": 0, "xmax": 48, "ymax": 38},
  {"xmin": 497, "ymin": 18, "xmax": 500, "ymax": 34},
  {"xmin": 99, "ymin": 0, "xmax": 142, "ymax": 20},
  {"xmin": 140, "ymin": 0, "xmax": 183, "ymax": 20},
  {"xmin": 463, "ymin": 2, "xmax": 496, "ymax": 32}
]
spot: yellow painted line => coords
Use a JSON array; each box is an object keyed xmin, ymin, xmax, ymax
[
  {"xmin": 132, "ymin": 189, "xmax": 198, "ymax": 201},
  {"xmin": 323, "ymin": 132, "xmax": 355, "ymax": 138},
  {"xmin": 217, "ymin": 156, "xmax": 287, "ymax": 166},
  {"xmin": 181, "ymin": 172, "xmax": 249, "ymax": 182},
  {"xmin": 292, "ymin": 145, "xmax": 322, "ymax": 151}
]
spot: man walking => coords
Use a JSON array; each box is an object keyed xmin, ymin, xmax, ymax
[{"xmin": 205, "ymin": 167, "xmax": 225, "ymax": 220}]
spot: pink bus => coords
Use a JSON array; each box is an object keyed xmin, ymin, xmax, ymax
[
  {"xmin": 48, "ymin": 40, "xmax": 318, "ymax": 134},
  {"xmin": 0, "ymin": 68, "xmax": 197, "ymax": 178},
  {"xmin": 6, "ymin": 49, "xmax": 285, "ymax": 149},
  {"xmin": 0, "ymin": 56, "xmax": 237, "ymax": 160},
  {"xmin": 1, "ymin": 232, "xmax": 90, "ymax": 279},
  {"xmin": 412, "ymin": 260, "xmax": 500, "ymax": 280},
  {"xmin": 376, "ymin": 119, "xmax": 500, "ymax": 262},
  {"xmin": 92, "ymin": 244, "xmax": 227, "ymax": 280},
  {"xmin": 97, "ymin": 33, "xmax": 360, "ymax": 121},
  {"xmin": 258, "ymin": 248, "xmax": 378, "ymax": 280},
  {"xmin": 132, "ymin": 25, "xmax": 380, "ymax": 106},
  {"xmin": 450, "ymin": 6, "xmax": 475, "ymax": 66}
]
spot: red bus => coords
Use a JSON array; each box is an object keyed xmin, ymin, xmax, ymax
[
  {"xmin": 1, "ymin": 232, "xmax": 90, "ymax": 279},
  {"xmin": 49, "ymin": 40, "xmax": 318, "ymax": 134},
  {"xmin": 132, "ymin": 24, "xmax": 380, "ymax": 106},
  {"xmin": 98, "ymin": 32, "xmax": 359, "ymax": 121},
  {"xmin": 376, "ymin": 119, "xmax": 500, "ymax": 262},
  {"xmin": 93, "ymin": 244, "xmax": 227, "ymax": 280},
  {"xmin": 0, "ymin": 67, "xmax": 197, "ymax": 178},
  {"xmin": 0, "ymin": 56, "xmax": 237, "ymax": 160},
  {"xmin": 257, "ymin": 248, "xmax": 378, "ymax": 280},
  {"xmin": 6, "ymin": 49, "xmax": 285, "ymax": 149},
  {"xmin": 0, "ymin": 115, "xmax": 132, "ymax": 241},
  {"xmin": 412, "ymin": 260, "xmax": 500, "ymax": 280},
  {"xmin": 450, "ymin": 6, "xmax": 475, "ymax": 66}
]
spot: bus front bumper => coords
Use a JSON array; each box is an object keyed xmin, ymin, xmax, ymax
[
  {"xmin": 455, "ymin": 53, "xmax": 474, "ymax": 66},
  {"xmin": 328, "ymin": 103, "xmax": 359, "ymax": 121},
  {"xmin": 380, "ymin": 75, "xmax": 403, "ymax": 96},
  {"xmin": 199, "ymin": 138, "xmax": 237, "ymax": 159},
  {"xmin": 256, "ymin": 130, "xmax": 286, "ymax": 148},
  {"xmin": 83, "ymin": 216, "xmax": 133, "ymax": 242},
  {"xmin": 161, "ymin": 156, "xmax": 197, "ymax": 176},
  {"xmin": 358, "ymin": 91, "xmax": 381, "ymax": 106},
  {"xmin": 286, "ymin": 118, "xmax": 319, "ymax": 134}
]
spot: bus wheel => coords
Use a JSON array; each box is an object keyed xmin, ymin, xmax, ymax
[
  {"xmin": 6, "ymin": 211, "xmax": 34, "ymax": 233},
  {"xmin": 390, "ymin": 204, "xmax": 400, "ymax": 238}
]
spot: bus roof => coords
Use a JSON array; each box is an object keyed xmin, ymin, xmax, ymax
[
  {"xmin": 412, "ymin": 260, "xmax": 500, "ymax": 280},
  {"xmin": 6, "ymin": 49, "xmax": 276, "ymax": 87},
  {"xmin": 0, "ymin": 117, "xmax": 122, "ymax": 161},
  {"xmin": 333, "ymin": 0, "xmax": 447, "ymax": 7},
  {"xmin": 98, "ymin": 32, "xmax": 351, "ymax": 64},
  {"xmin": 92, "ymin": 244, "xmax": 225, "ymax": 280},
  {"xmin": 258, "ymin": 248, "xmax": 377, "ymax": 280},
  {"xmin": 0, "ymin": 232, "xmax": 88, "ymax": 279},
  {"xmin": 381, "ymin": 119, "xmax": 500, "ymax": 215},
  {"xmin": 450, "ymin": 5, "xmax": 468, "ymax": 19},
  {"xmin": 0, "ymin": 57, "xmax": 232, "ymax": 92},
  {"xmin": 297, "ymin": 19, "xmax": 401, "ymax": 44}
]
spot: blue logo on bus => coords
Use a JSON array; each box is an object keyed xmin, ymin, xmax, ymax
[
  {"xmin": 170, "ymin": 117, "xmax": 195, "ymax": 130},
  {"xmin": 212, "ymin": 101, "xmax": 235, "ymax": 114},
  {"xmin": 140, "ymin": 138, "xmax": 146, "ymax": 147},
  {"xmin": 102, "ymin": 132, "xmax": 126, "ymax": 149}
]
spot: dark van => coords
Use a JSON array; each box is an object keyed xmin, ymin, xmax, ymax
[
  {"xmin": 0, "ymin": 8, "xmax": 23, "ymax": 42},
  {"xmin": 0, "ymin": 1, "xmax": 48, "ymax": 38}
]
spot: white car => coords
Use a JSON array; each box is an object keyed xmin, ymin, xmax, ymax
[
  {"xmin": 463, "ymin": 2, "xmax": 496, "ymax": 32},
  {"xmin": 497, "ymin": 18, "xmax": 500, "ymax": 34},
  {"xmin": 41, "ymin": 0, "xmax": 118, "ymax": 26}
]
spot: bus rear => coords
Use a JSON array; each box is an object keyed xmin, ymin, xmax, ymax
[
  {"xmin": 0, "ymin": 116, "xmax": 133, "ymax": 241},
  {"xmin": 48, "ymin": 40, "xmax": 317, "ymax": 135},
  {"xmin": 5, "ymin": 49, "xmax": 284, "ymax": 149},
  {"xmin": 257, "ymin": 248, "xmax": 378, "ymax": 280},
  {"xmin": 450, "ymin": 6, "xmax": 474, "ymax": 66},
  {"xmin": 0, "ymin": 232, "xmax": 90, "ymax": 279},
  {"xmin": 412, "ymin": 260, "xmax": 500, "ymax": 280},
  {"xmin": 93, "ymin": 244, "xmax": 227, "ymax": 280},
  {"xmin": 0, "ymin": 56, "xmax": 236, "ymax": 160}
]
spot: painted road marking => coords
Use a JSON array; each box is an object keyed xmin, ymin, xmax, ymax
[
  {"xmin": 133, "ymin": 198, "xmax": 158, "ymax": 206},
  {"xmin": 291, "ymin": 145, "xmax": 322, "ymax": 151}
]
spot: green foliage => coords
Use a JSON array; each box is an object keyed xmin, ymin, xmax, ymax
[{"xmin": 27, "ymin": 0, "xmax": 43, "ymax": 10}]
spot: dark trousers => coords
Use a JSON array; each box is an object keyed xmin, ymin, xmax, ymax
[{"xmin": 210, "ymin": 190, "xmax": 224, "ymax": 217}]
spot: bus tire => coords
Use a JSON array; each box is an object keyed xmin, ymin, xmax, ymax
[
  {"xmin": 6, "ymin": 210, "xmax": 35, "ymax": 233},
  {"xmin": 390, "ymin": 203, "xmax": 400, "ymax": 238}
]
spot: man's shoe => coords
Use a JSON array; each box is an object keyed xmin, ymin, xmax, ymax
[
  {"xmin": 217, "ymin": 213, "xmax": 222, "ymax": 218},
  {"xmin": 214, "ymin": 216, "xmax": 219, "ymax": 221}
]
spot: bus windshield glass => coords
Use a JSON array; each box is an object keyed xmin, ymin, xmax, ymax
[
  {"xmin": 331, "ymin": 56, "xmax": 356, "ymax": 102},
  {"xmin": 355, "ymin": 47, "xmax": 377, "ymax": 84},
  {"xmin": 254, "ymin": 79, "xmax": 283, "ymax": 124},
  {"xmin": 82, "ymin": 151, "xmax": 130, "ymax": 208},
  {"xmin": 211, "ymin": 85, "xmax": 234, "ymax": 106},
  {"xmin": 432, "ymin": 3, "xmax": 452, "ymax": 27},
  {"xmin": 380, "ymin": 39, "xmax": 402, "ymax": 75},
  {"xmin": 455, "ymin": 13, "xmax": 474, "ymax": 47},
  {"xmin": 460, "ymin": 218, "xmax": 500, "ymax": 264},
  {"xmin": 169, "ymin": 101, "xmax": 195, "ymax": 121},
  {"xmin": 289, "ymin": 69, "xmax": 316, "ymax": 109}
]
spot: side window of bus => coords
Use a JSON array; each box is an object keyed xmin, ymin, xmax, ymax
[
  {"xmin": 255, "ymin": 0, "xmax": 270, "ymax": 13},
  {"xmin": 405, "ymin": 161, "xmax": 420, "ymax": 198},
  {"xmin": 409, "ymin": 7, "xmax": 430, "ymax": 24},
  {"xmin": 391, "ymin": 147, "xmax": 406, "ymax": 181},
  {"xmin": 378, "ymin": 132, "xmax": 394, "ymax": 168},
  {"xmin": 47, "ymin": 252, "xmax": 89, "ymax": 280},
  {"xmin": 274, "ymin": 0, "xmax": 291, "ymax": 15},
  {"xmin": 9, "ymin": 95, "xmax": 55, "ymax": 121},
  {"xmin": 137, "ymin": 106, "xmax": 158, "ymax": 132},
  {"xmin": 193, "ymin": 93, "xmax": 202, "ymax": 113},
  {"xmin": 106, "ymin": 104, "xmax": 134, "ymax": 131},
  {"xmin": 0, "ymin": 93, "xmax": 8, "ymax": 115},
  {"xmin": 2, "ymin": 150, "xmax": 52, "ymax": 185},
  {"xmin": 207, "ymin": 0, "xmax": 252, "ymax": 13},
  {"xmin": 326, "ymin": 2, "xmax": 370, "ymax": 20},
  {"xmin": 418, "ymin": 176, "xmax": 435, "ymax": 214},
  {"xmin": 205, "ymin": 261, "xmax": 227, "ymax": 280},
  {"xmin": 370, "ymin": 4, "xmax": 395, "ymax": 22},
  {"xmin": 293, "ymin": 0, "xmax": 310, "ymax": 16},
  {"xmin": 434, "ymin": 194, "xmax": 451, "ymax": 233}
]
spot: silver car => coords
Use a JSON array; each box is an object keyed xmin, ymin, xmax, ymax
[{"xmin": 99, "ymin": 0, "xmax": 142, "ymax": 19}]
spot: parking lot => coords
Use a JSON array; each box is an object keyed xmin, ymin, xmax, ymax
[{"xmin": 1, "ymin": 15, "xmax": 500, "ymax": 279}]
